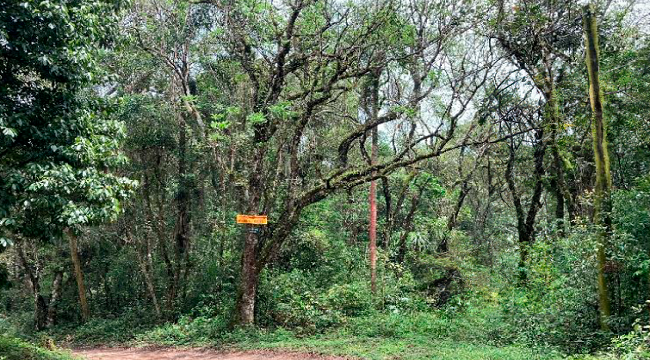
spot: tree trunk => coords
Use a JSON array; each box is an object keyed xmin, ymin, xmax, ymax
[
  {"xmin": 46, "ymin": 270, "xmax": 63, "ymax": 327},
  {"xmin": 505, "ymin": 129, "xmax": 546, "ymax": 284},
  {"xmin": 16, "ymin": 241, "xmax": 47, "ymax": 330},
  {"xmin": 396, "ymin": 189, "xmax": 423, "ymax": 264},
  {"xmin": 67, "ymin": 230, "xmax": 90, "ymax": 322},
  {"xmin": 546, "ymin": 84, "xmax": 572, "ymax": 237},
  {"xmin": 438, "ymin": 183, "xmax": 468, "ymax": 254},
  {"xmin": 132, "ymin": 231, "xmax": 162, "ymax": 319},
  {"xmin": 35, "ymin": 293, "xmax": 48, "ymax": 331},
  {"xmin": 169, "ymin": 117, "xmax": 191, "ymax": 313},
  {"xmin": 380, "ymin": 177, "xmax": 392, "ymax": 249},
  {"xmin": 369, "ymin": 127, "xmax": 378, "ymax": 294},
  {"xmin": 237, "ymin": 230, "xmax": 259, "ymax": 325},
  {"xmin": 366, "ymin": 69, "xmax": 380, "ymax": 293},
  {"xmin": 140, "ymin": 173, "xmax": 163, "ymax": 318},
  {"xmin": 584, "ymin": 4, "xmax": 612, "ymax": 331}
]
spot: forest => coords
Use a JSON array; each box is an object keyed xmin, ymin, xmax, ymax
[{"xmin": 1, "ymin": 0, "xmax": 650, "ymax": 359}]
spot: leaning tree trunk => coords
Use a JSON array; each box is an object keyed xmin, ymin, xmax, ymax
[
  {"xmin": 67, "ymin": 229, "xmax": 90, "ymax": 322},
  {"xmin": 584, "ymin": 3, "xmax": 612, "ymax": 331}
]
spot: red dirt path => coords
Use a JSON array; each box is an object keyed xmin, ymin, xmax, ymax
[{"xmin": 73, "ymin": 348, "xmax": 350, "ymax": 360}]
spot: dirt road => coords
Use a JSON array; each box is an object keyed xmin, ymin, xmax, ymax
[{"xmin": 73, "ymin": 348, "xmax": 350, "ymax": 360}]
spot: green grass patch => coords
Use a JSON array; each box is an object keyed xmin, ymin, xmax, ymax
[
  {"xmin": 243, "ymin": 335, "xmax": 565, "ymax": 360},
  {"xmin": 132, "ymin": 311, "xmax": 610, "ymax": 359},
  {"xmin": 47, "ymin": 310, "xmax": 620, "ymax": 359}
]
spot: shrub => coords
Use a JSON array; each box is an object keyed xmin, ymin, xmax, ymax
[
  {"xmin": 321, "ymin": 282, "xmax": 372, "ymax": 317},
  {"xmin": 610, "ymin": 320, "xmax": 650, "ymax": 359},
  {"xmin": 51, "ymin": 312, "xmax": 157, "ymax": 345},
  {"xmin": 0, "ymin": 336, "xmax": 74, "ymax": 360}
]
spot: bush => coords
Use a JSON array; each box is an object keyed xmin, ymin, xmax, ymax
[
  {"xmin": 321, "ymin": 283, "xmax": 372, "ymax": 317},
  {"xmin": 50, "ymin": 312, "xmax": 157, "ymax": 345},
  {"xmin": 0, "ymin": 336, "xmax": 74, "ymax": 360},
  {"xmin": 135, "ymin": 315, "xmax": 229, "ymax": 346},
  {"xmin": 609, "ymin": 320, "xmax": 650, "ymax": 359},
  {"xmin": 499, "ymin": 230, "xmax": 608, "ymax": 353}
]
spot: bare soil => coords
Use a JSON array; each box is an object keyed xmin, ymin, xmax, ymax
[{"xmin": 73, "ymin": 348, "xmax": 351, "ymax": 360}]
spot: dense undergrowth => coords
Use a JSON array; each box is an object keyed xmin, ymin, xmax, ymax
[
  {"xmin": 4, "ymin": 189, "xmax": 650, "ymax": 359},
  {"xmin": 4, "ymin": 236, "xmax": 650, "ymax": 360},
  {"xmin": 0, "ymin": 336, "xmax": 74, "ymax": 360}
]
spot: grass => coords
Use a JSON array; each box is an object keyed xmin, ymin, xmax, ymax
[
  {"xmin": 39, "ymin": 309, "xmax": 619, "ymax": 360},
  {"xmin": 130, "ymin": 311, "xmax": 611, "ymax": 360},
  {"xmin": 0, "ymin": 336, "xmax": 76, "ymax": 360},
  {"xmin": 238, "ymin": 333, "xmax": 567, "ymax": 360}
]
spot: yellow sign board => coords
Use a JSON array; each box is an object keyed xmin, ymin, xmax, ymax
[{"xmin": 236, "ymin": 214, "xmax": 268, "ymax": 225}]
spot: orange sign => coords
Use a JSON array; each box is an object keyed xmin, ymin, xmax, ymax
[{"xmin": 236, "ymin": 214, "xmax": 268, "ymax": 225}]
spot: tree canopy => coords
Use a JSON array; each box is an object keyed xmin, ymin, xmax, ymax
[{"xmin": 2, "ymin": 0, "xmax": 650, "ymax": 359}]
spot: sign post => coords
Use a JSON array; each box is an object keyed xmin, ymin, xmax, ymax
[
  {"xmin": 237, "ymin": 214, "xmax": 268, "ymax": 234},
  {"xmin": 236, "ymin": 215, "xmax": 268, "ymax": 225}
]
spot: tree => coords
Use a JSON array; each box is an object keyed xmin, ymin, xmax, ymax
[
  {"xmin": 0, "ymin": 0, "xmax": 135, "ymax": 328},
  {"xmin": 200, "ymin": 0, "xmax": 491, "ymax": 325},
  {"xmin": 583, "ymin": 3, "xmax": 612, "ymax": 331},
  {"xmin": 491, "ymin": 0, "xmax": 583, "ymax": 235}
]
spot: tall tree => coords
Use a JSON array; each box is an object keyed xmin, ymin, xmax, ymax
[
  {"xmin": 362, "ymin": 69, "xmax": 381, "ymax": 294},
  {"xmin": 205, "ymin": 0, "xmax": 490, "ymax": 325},
  {"xmin": 0, "ymin": 0, "xmax": 135, "ymax": 327},
  {"xmin": 583, "ymin": 3, "xmax": 612, "ymax": 331},
  {"xmin": 492, "ymin": 0, "xmax": 582, "ymax": 235}
]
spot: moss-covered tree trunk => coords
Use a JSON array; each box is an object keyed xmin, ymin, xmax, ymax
[{"xmin": 584, "ymin": 3, "xmax": 612, "ymax": 331}]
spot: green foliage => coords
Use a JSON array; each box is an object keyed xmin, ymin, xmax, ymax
[
  {"xmin": 0, "ymin": 336, "xmax": 74, "ymax": 360},
  {"xmin": 134, "ymin": 308, "xmax": 569, "ymax": 360},
  {"xmin": 133, "ymin": 315, "xmax": 229, "ymax": 346},
  {"xmin": 609, "ymin": 321, "xmax": 650, "ymax": 359},
  {"xmin": 0, "ymin": 0, "xmax": 135, "ymax": 243},
  {"xmin": 2, "ymin": 1, "xmax": 650, "ymax": 360},
  {"xmin": 499, "ymin": 230, "xmax": 607, "ymax": 353}
]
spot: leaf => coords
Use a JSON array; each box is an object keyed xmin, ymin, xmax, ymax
[
  {"xmin": 247, "ymin": 112, "xmax": 267, "ymax": 125},
  {"xmin": 2, "ymin": 127, "xmax": 17, "ymax": 137}
]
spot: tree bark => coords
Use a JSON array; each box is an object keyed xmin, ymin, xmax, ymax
[
  {"xmin": 369, "ymin": 127, "xmax": 378, "ymax": 294},
  {"xmin": 238, "ymin": 230, "xmax": 260, "ymax": 325},
  {"xmin": 169, "ymin": 116, "xmax": 191, "ymax": 313},
  {"xmin": 584, "ymin": 4, "xmax": 612, "ymax": 331},
  {"xmin": 140, "ymin": 173, "xmax": 163, "ymax": 318},
  {"xmin": 546, "ymin": 83, "xmax": 573, "ymax": 236},
  {"xmin": 380, "ymin": 176, "xmax": 392, "ymax": 249},
  {"xmin": 16, "ymin": 241, "xmax": 48, "ymax": 330},
  {"xmin": 67, "ymin": 229, "xmax": 90, "ymax": 322},
  {"xmin": 438, "ymin": 184, "xmax": 468, "ymax": 254},
  {"xmin": 46, "ymin": 270, "xmax": 63, "ymax": 327},
  {"xmin": 366, "ymin": 68, "xmax": 380, "ymax": 294}
]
